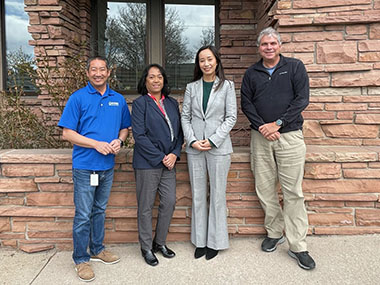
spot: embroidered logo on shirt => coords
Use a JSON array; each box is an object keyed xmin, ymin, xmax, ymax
[
  {"xmin": 108, "ymin": 102, "xmax": 119, "ymax": 106},
  {"xmin": 279, "ymin": 71, "xmax": 288, "ymax": 75}
]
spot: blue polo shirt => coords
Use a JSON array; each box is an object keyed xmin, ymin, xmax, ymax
[{"xmin": 58, "ymin": 82, "xmax": 131, "ymax": 170}]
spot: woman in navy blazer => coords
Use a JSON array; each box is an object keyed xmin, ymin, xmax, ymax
[{"xmin": 132, "ymin": 64, "xmax": 183, "ymax": 266}]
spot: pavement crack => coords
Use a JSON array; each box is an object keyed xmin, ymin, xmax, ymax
[{"xmin": 29, "ymin": 250, "xmax": 57, "ymax": 285}]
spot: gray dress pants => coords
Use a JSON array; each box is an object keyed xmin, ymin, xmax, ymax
[
  {"xmin": 135, "ymin": 168, "xmax": 176, "ymax": 251},
  {"xmin": 187, "ymin": 152, "xmax": 231, "ymax": 250}
]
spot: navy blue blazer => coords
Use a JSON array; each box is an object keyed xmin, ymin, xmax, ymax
[{"xmin": 132, "ymin": 94, "xmax": 184, "ymax": 169}]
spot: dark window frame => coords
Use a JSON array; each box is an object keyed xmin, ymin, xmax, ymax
[{"xmin": 94, "ymin": 0, "xmax": 219, "ymax": 95}]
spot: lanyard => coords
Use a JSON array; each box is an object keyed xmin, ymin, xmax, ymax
[{"xmin": 147, "ymin": 93, "xmax": 166, "ymax": 117}]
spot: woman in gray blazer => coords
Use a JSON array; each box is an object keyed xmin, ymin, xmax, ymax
[{"xmin": 181, "ymin": 45, "xmax": 237, "ymax": 260}]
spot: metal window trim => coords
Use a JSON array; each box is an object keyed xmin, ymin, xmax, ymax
[{"xmin": 0, "ymin": 0, "xmax": 6, "ymax": 91}]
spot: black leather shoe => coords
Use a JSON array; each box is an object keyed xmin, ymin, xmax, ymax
[
  {"xmin": 205, "ymin": 247, "xmax": 218, "ymax": 260},
  {"xmin": 141, "ymin": 249, "xmax": 159, "ymax": 266},
  {"xmin": 194, "ymin": 247, "xmax": 206, "ymax": 259},
  {"xmin": 153, "ymin": 242, "xmax": 175, "ymax": 258}
]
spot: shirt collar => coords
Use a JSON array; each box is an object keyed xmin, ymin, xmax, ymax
[{"xmin": 87, "ymin": 82, "xmax": 113, "ymax": 97}]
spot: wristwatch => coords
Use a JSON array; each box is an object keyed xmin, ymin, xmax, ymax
[
  {"xmin": 275, "ymin": 119, "xmax": 283, "ymax": 127},
  {"xmin": 118, "ymin": 138, "xmax": 124, "ymax": 147}
]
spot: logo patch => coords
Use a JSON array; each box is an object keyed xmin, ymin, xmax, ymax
[
  {"xmin": 109, "ymin": 102, "xmax": 119, "ymax": 106},
  {"xmin": 279, "ymin": 71, "xmax": 288, "ymax": 75}
]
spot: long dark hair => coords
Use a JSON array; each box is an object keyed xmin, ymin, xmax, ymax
[
  {"xmin": 192, "ymin": 45, "xmax": 226, "ymax": 91},
  {"xmin": 137, "ymin": 64, "xmax": 171, "ymax": 96}
]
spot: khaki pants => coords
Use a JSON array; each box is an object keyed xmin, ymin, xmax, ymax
[{"xmin": 251, "ymin": 130, "xmax": 308, "ymax": 252}]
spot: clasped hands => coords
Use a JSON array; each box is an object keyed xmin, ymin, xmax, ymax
[
  {"xmin": 191, "ymin": 139, "xmax": 212, "ymax": 151},
  {"xmin": 94, "ymin": 139, "xmax": 122, "ymax": 155},
  {"xmin": 259, "ymin": 122, "xmax": 281, "ymax": 141},
  {"xmin": 163, "ymin": 153, "xmax": 177, "ymax": 170}
]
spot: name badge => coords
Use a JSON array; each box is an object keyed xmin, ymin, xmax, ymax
[
  {"xmin": 109, "ymin": 102, "xmax": 119, "ymax": 106},
  {"xmin": 90, "ymin": 173, "xmax": 99, "ymax": 186}
]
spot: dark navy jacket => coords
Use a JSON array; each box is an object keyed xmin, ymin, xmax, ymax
[
  {"xmin": 132, "ymin": 94, "xmax": 184, "ymax": 169},
  {"xmin": 241, "ymin": 55, "xmax": 309, "ymax": 133}
]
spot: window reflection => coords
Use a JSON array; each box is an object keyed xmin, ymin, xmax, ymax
[
  {"xmin": 165, "ymin": 4, "xmax": 214, "ymax": 91},
  {"xmin": 106, "ymin": 2, "xmax": 146, "ymax": 92},
  {"xmin": 5, "ymin": 0, "xmax": 35, "ymax": 91}
]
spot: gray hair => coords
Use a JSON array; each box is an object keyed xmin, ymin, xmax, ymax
[
  {"xmin": 86, "ymin": 56, "xmax": 110, "ymax": 70},
  {"xmin": 257, "ymin": 27, "xmax": 282, "ymax": 47}
]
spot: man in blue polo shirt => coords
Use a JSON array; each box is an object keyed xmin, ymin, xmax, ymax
[{"xmin": 58, "ymin": 56, "xmax": 131, "ymax": 282}]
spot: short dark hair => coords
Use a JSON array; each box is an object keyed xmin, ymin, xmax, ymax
[
  {"xmin": 137, "ymin": 64, "xmax": 171, "ymax": 96},
  {"xmin": 86, "ymin": 56, "xmax": 110, "ymax": 70},
  {"xmin": 192, "ymin": 45, "xmax": 226, "ymax": 91}
]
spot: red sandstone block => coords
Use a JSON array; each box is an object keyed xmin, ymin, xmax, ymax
[
  {"xmin": 26, "ymin": 192, "xmax": 73, "ymax": 206},
  {"xmin": 332, "ymin": 70, "xmax": 380, "ymax": 87},
  {"xmin": 358, "ymin": 40, "xmax": 380, "ymax": 51},
  {"xmin": 356, "ymin": 209, "xmax": 380, "ymax": 226},
  {"xmin": 227, "ymin": 182, "xmax": 255, "ymax": 193},
  {"xmin": 0, "ymin": 197, "xmax": 25, "ymax": 206},
  {"xmin": 169, "ymin": 226, "xmax": 191, "ymax": 233},
  {"xmin": 309, "ymin": 213, "xmax": 353, "ymax": 226},
  {"xmin": 19, "ymin": 244, "xmax": 54, "ymax": 253},
  {"xmin": 370, "ymin": 23, "xmax": 380, "ymax": 39},
  {"xmin": 314, "ymin": 227, "xmax": 380, "ymax": 235},
  {"xmin": 314, "ymin": 194, "xmax": 378, "ymax": 201},
  {"xmin": 106, "ymin": 208, "xmax": 137, "ymax": 218},
  {"xmin": 236, "ymin": 226, "xmax": 266, "ymax": 235},
  {"xmin": 0, "ymin": 178, "xmax": 37, "ymax": 193},
  {"xmin": 229, "ymin": 208, "xmax": 264, "ymax": 218},
  {"xmin": 0, "ymin": 233, "xmax": 25, "ymax": 239},
  {"xmin": 342, "ymin": 162, "xmax": 367, "ymax": 168},
  {"xmin": 104, "ymin": 231, "xmax": 139, "ymax": 243},
  {"xmin": 34, "ymin": 177, "xmax": 60, "ymax": 183},
  {"xmin": 317, "ymin": 42, "xmax": 356, "ymax": 64},
  {"xmin": 39, "ymin": 0, "xmax": 59, "ymax": 5},
  {"xmin": 346, "ymin": 25, "xmax": 367, "ymax": 35},
  {"xmin": 0, "ymin": 207, "xmax": 74, "ymax": 218},
  {"xmin": 0, "ymin": 217, "xmax": 10, "ymax": 232},
  {"xmin": 359, "ymin": 52, "xmax": 380, "ymax": 61},
  {"xmin": 369, "ymin": 162, "xmax": 380, "ymax": 168},
  {"xmin": 346, "ymin": 201, "xmax": 375, "ymax": 207},
  {"xmin": 108, "ymin": 192, "xmax": 137, "ymax": 207},
  {"xmin": 302, "ymin": 111, "xmax": 335, "ymax": 120},
  {"xmin": 311, "ymin": 208, "xmax": 353, "ymax": 214},
  {"xmin": 228, "ymin": 217, "xmax": 244, "ymax": 224},
  {"xmin": 324, "ymin": 63, "xmax": 372, "ymax": 72},
  {"xmin": 356, "ymin": 114, "xmax": 380, "ymax": 124},
  {"xmin": 305, "ymin": 103, "xmax": 324, "ymax": 111},
  {"xmin": 325, "ymin": 103, "xmax": 367, "ymax": 111},
  {"xmin": 28, "ymin": 231, "xmax": 72, "ymax": 239},
  {"xmin": 304, "ymin": 163, "xmax": 341, "ymax": 179},
  {"xmin": 322, "ymin": 125, "xmax": 379, "ymax": 139},
  {"xmin": 166, "ymin": 232, "xmax": 190, "ymax": 242},
  {"xmin": 307, "ymin": 201, "xmax": 345, "ymax": 207},
  {"xmin": 114, "ymin": 219, "xmax": 138, "ymax": 231},
  {"xmin": 2, "ymin": 240, "xmax": 17, "ymax": 248},
  {"xmin": 303, "ymin": 179, "xmax": 380, "ymax": 193},
  {"xmin": 27, "ymin": 221, "xmax": 72, "ymax": 232},
  {"xmin": 12, "ymin": 221, "xmax": 26, "ymax": 232},
  {"xmin": 337, "ymin": 111, "xmax": 354, "ymax": 120},
  {"xmin": 39, "ymin": 183, "xmax": 73, "ymax": 192},
  {"xmin": 343, "ymin": 169, "xmax": 380, "ymax": 178},
  {"xmin": 113, "ymin": 172, "xmax": 135, "ymax": 183}
]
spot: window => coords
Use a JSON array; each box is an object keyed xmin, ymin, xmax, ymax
[
  {"xmin": 94, "ymin": 0, "xmax": 217, "ymax": 93},
  {"xmin": 0, "ymin": 0, "xmax": 35, "ymax": 91}
]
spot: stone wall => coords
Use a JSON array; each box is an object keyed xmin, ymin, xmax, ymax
[{"xmin": 0, "ymin": 148, "xmax": 379, "ymax": 252}]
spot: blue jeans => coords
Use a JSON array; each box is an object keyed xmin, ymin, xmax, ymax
[{"xmin": 72, "ymin": 168, "xmax": 114, "ymax": 264}]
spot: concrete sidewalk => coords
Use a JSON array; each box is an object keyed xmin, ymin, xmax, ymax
[{"xmin": 1, "ymin": 235, "xmax": 379, "ymax": 285}]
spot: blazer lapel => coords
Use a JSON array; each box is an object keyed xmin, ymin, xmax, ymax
[
  {"xmin": 204, "ymin": 76, "xmax": 220, "ymax": 117},
  {"xmin": 194, "ymin": 80, "xmax": 205, "ymax": 118},
  {"xmin": 146, "ymin": 96, "xmax": 165, "ymax": 119}
]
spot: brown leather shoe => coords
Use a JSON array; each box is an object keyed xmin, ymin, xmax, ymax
[
  {"xmin": 90, "ymin": 250, "xmax": 120, "ymax": 265},
  {"xmin": 75, "ymin": 262, "xmax": 95, "ymax": 282}
]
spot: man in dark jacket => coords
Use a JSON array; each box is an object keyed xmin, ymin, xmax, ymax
[{"xmin": 241, "ymin": 27, "xmax": 315, "ymax": 270}]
